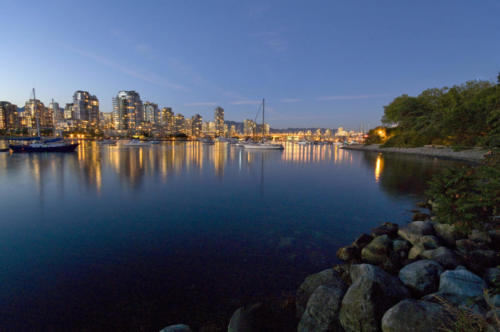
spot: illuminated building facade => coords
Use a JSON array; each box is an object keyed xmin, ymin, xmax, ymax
[
  {"xmin": 214, "ymin": 106, "xmax": 224, "ymax": 136},
  {"xmin": 73, "ymin": 91, "xmax": 99, "ymax": 124},
  {"xmin": 112, "ymin": 90, "xmax": 143, "ymax": 130},
  {"xmin": 143, "ymin": 102, "xmax": 159, "ymax": 124},
  {"xmin": 161, "ymin": 107, "xmax": 174, "ymax": 133},
  {"xmin": 191, "ymin": 114, "xmax": 202, "ymax": 137},
  {"xmin": 24, "ymin": 99, "xmax": 52, "ymax": 130},
  {"xmin": 0, "ymin": 101, "xmax": 19, "ymax": 130},
  {"xmin": 244, "ymin": 119, "xmax": 256, "ymax": 136}
]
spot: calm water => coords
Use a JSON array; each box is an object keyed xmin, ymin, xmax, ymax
[{"xmin": 0, "ymin": 142, "xmax": 463, "ymax": 331}]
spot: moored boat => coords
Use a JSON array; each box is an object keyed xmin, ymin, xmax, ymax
[
  {"xmin": 124, "ymin": 139, "xmax": 151, "ymax": 146},
  {"xmin": 243, "ymin": 99, "xmax": 284, "ymax": 150}
]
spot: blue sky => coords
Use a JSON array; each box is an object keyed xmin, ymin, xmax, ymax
[{"xmin": 1, "ymin": 0, "xmax": 499, "ymax": 129}]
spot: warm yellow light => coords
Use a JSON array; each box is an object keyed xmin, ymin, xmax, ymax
[{"xmin": 375, "ymin": 154, "xmax": 384, "ymax": 182}]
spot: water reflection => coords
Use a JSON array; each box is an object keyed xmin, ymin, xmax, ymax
[{"xmin": 360, "ymin": 151, "xmax": 464, "ymax": 197}]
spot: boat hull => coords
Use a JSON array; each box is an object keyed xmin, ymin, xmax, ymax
[
  {"xmin": 242, "ymin": 143, "xmax": 284, "ymax": 150},
  {"xmin": 9, "ymin": 143, "xmax": 79, "ymax": 153}
]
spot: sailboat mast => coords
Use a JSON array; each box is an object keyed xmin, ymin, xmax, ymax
[
  {"xmin": 262, "ymin": 98, "xmax": 265, "ymax": 143},
  {"xmin": 33, "ymin": 88, "xmax": 40, "ymax": 138}
]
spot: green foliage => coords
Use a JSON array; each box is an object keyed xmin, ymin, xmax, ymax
[
  {"xmin": 379, "ymin": 74, "xmax": 500, "ymax": 147},
  {"xmin": 364, "ymin": 127, "xmax": 385, "ymax": 144},
  {"xmin": 426, "ymin": 150, "xmax": 500, "ymax": 232}
]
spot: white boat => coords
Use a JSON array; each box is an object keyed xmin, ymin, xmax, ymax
[
  {"xmin": 296, "ymin": 140, "xmax": 309, "ymax": 145},
  {"xmin": 124, "ymin": 139, "xmax": 150, "ymax": 146},
  {"xmin": 243, "ymin": 99, "xmax": 284, "ymax": 150},
  {"xmin": 242, "ymin": 142, "xmax": 284, "ymax": 150},
  {"xmin": 200, "ymin": 137, "xmax": 215, "ymax": 144}
]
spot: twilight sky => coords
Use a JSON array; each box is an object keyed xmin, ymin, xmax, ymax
[{"xmin": 1, "ymin": 0, "xmax": 499, "ymax": 129}]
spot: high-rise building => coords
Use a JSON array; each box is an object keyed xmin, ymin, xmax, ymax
[
  {"xmin": 24, "ymin": 99, "xmax": 52, "ymax": 130},
  {"xmin": 143, "ymin": 102, "xmax": 159, "ymax": 124},
  {"xmin": 0, "ymin": 101, "xmax": 19, "ymax": 130},
  {"xmin": 73, "ymin": 91, "xmax": 99, "ymax": 124},
  {"xmin": 112, "ymin": 90, "xmax": 143, "ymax": 130},
  {"xmin": 191, "ymin": 114, "xmax": 203, "ymax": 137},
  {"xmin": 244, "ymin": 119, "xmax": 256, "ymax": 136},
  {"xmin": 214, "ymin": 106, "xmax": 224, "ymax": 136},
  {"xmin": 64, "ymin": 103, "xmax": 75, "ymax": 120},
  {"xmin": 161, "ymin": 107, "xmax": 174, "ymax": 133},
  {"xmin": 49, "ymin": 100, "xmax": 64, "ymax": 125},
  {"xmin": 173, "ymin": 113, "xmax": 185, "ymax": 134}
]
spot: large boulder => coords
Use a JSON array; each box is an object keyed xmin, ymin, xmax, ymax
[
  {"xmin": 469, "ymin": 230, "xmax": 492, "ymax": 244},
  {"xmin": 228, "ymin": 303, "xmax": 272, "ymax": 332},
  {"xmin": 419, "ymin": 235, "xmax": 443, "ymax": 250},
  {"xmin": 352, "ymin": 233, "xmax": 374, "ymax": 249},
  {"xmin": 398, "ymin": 260, "xmax": 444, "ymax": 296},
  {"xmin": 381, "ymin": 299, "xmax": 450, "ymax": 332},
  {"xmin": 297, "ymin": 285, "xmax": 346, "ymax": 332},
  {"xmin": 397, "ymin": 221, "xmax": 434, "ymax": 245},
  {"xmin": 339, "ymin": 264, "xmax": 410, "ymax": 332},
  {"xmin": 159, "ymin": 324, "xmax": 192, "ymax": 332},
  {"xmin": 466, "ymin": 250, "xmax": 500, "ymax": 275},
  {"xmin": 420, "ymin": 247, "xmax": 462, "ymax": 269},
  {"xmin": 393, "ymin": 239, "xmax": 411, "ymax": 253},
  {"xmin": 438, "ymin": 267, "xmax": 488, "ymax": 298},
  {"xmin": 296, "ymin": 269, "xmax": 347, "ymax": 318},
  {"xmin": 336, "ymin": 245, "xmax": 359, "ymax": 262},
  {"xmin": 408, "ymin": 243, "xmax": 425, "ymax": 260},
  {"xmin": 434, "ymin": 223, "xmax": 461, "ymax": 246},
  {"xmin": 484, "ymin": 267, "xmax": 500, "ymax": 286},
  {"xmin": 361, "ymin": 235, "xmax": 393, "ymax": 265},
  {"xmin": 371, "ymin": 222, "xmax": 399, "ymax": 238}
]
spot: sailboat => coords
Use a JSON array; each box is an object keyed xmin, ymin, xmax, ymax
[
  {"xmin": 242, "ymin": 99, "xmax": 284, "ymax": 150},
  {"xmin": 9, "ymin": 89, "xmax": 79, "ymax": 153}
]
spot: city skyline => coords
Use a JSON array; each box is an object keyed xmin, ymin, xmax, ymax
[{"xmin": 1, "ymin": 1, "xmax": 499, "ymax": 128}]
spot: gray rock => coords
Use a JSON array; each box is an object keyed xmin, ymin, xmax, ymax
[
  {"xmin": 159, "ymin": 324, "xmax": 192, "ymax": 332},
  {"xmin": 419, "ymin": 235, "xmax": 443, "ymax": 250},
  {"xmin": 228, "ymin": 303, "xmax": 270, "ymax": 332},
  {"xmin": 434, "ymin": 223, "xmax": 461, "ymax": 246},
  {"xmin": 422, "ymin": 291, "xmax": 489, "ymax": 315},
  {"xmin": 336, "ymin": 245, "xmax": 359, "ymax": 262},
  {"xmin": 466, "ymin": 250, "xmax": 500, "ymax": 274},
  {"xmin": 296, "ymin": 269, "xmax": 347, "ymax": 318},
  {"xmin": 361, "ymin": 235, "xmax": 393, "ymax": 265},
  {"xmin": 381, "ymin": 299, "xmax": 451, "ymax": 332},
  {"xmin": 397, "ymin": 221, "xmax": 434, "ymax": 245},
  {"xmin": 352, "ymin": 233, "xmax": 374, "ymax": 249},
  {"xmin": 484, "ymin": 267, "xmax": 500, "ymax": 286},
  {"xmin": 439, "ymin": 267, "xmax": 487, "ymax": 298},
  {"xmin": 339, "ymin": 264, "xmax": 410, "ymax": 332},
  {"xmin": 393, "ymin": 239, "xmax": 411, "ymax": 252},
  {"xmin": 371, "ymin": 222, "xmax": 399, "ymax": 238},
  {"xmin": 420, "ymin": 247, "xmax": 462, "ymax": 269},
  {"xmin": 408, "ymin": 243, "xmax": 425, "ymax": 260},
  {"xmin": 456, "ymin": 238, "xmax": 489, "ymax": 253},
  {"xmin": 298, "ymin": 285, "xmax": 346, "ymax": 332},
  {"xmin": 399, "ymin": 260, "xmax": 444, "ymax": 295},
  {"xmin": 469, "ymin": 229, "xmax": 492, "ymax": 244}
]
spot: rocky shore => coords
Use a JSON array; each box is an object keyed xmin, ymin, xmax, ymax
[
  {"xmin": 341, "ymin": 144, "xmax": 489, "ymax": 162},
  {"xmin": 160, "ymin": 216, "xmax": 500, "ymax": 332}
]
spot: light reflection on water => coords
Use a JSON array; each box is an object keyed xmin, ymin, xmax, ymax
[{"xmin": 0, "ymin": 141, "xmax": 462, "ymax": 330}]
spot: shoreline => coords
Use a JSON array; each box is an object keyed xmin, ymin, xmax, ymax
[{"xmin": 341, "ymin": 144, "xmax": 488, "ymax": 162}]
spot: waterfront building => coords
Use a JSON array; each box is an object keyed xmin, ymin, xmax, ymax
[
  {"xmin": 336, "ymin": 126, "xmax": 348, "ymax": 137},
  {"xmin": 214, "ymin": 106, "xmax": 224, "ymax": 136},
  {"xmin": 24, "ymin": 99, "xmax": 52, "ymax": 130},
  {"xmin": 73, "ymin": 91, "xmax": 99, "ymax": 124},
  {"xmin": 64, "ymin": 103, "xmax": 75, "ymax": 120},
  {"xmin": 144, "ymin": 102, "xmax": 160, "ymax": 124},
  {"xmin": 0, "ymin": 101, "xmax": 19, "ymax": 130},
  {"xmin": 229, "ymin": 124, "xmax": 236, "ymax": 137},
  {"xmin": 173, "ymin": 113, "xmax": 185, "ymax": 134},
  {"xmin": 49, "ymin": 100, "xmax": 64, "ymax": 125},
  {"xmin": 191, "ymin": 114, "xmax": 202, "ymax": 137},
  {"xmin": 264, "ymin": 123, "xmax": 270, "ymax": 135},
  {"xmin": 161, "ymin": 107, "xmax": 174, "ymax": 134},
  {"xmin": 244, "ymin": 119, "xmax": 256, "ymax": 136},
  {"xmin": 184, "ymin": 118, "xmax": 193, "ymax": 136},
  {"xmin": 112, "ymin": 90, "xmax": 143, "ymax": 131}
]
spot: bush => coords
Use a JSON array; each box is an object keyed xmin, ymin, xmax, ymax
[{"xmin": 426, "ymin": 150, "xmax": 500, "ymax": 232}]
